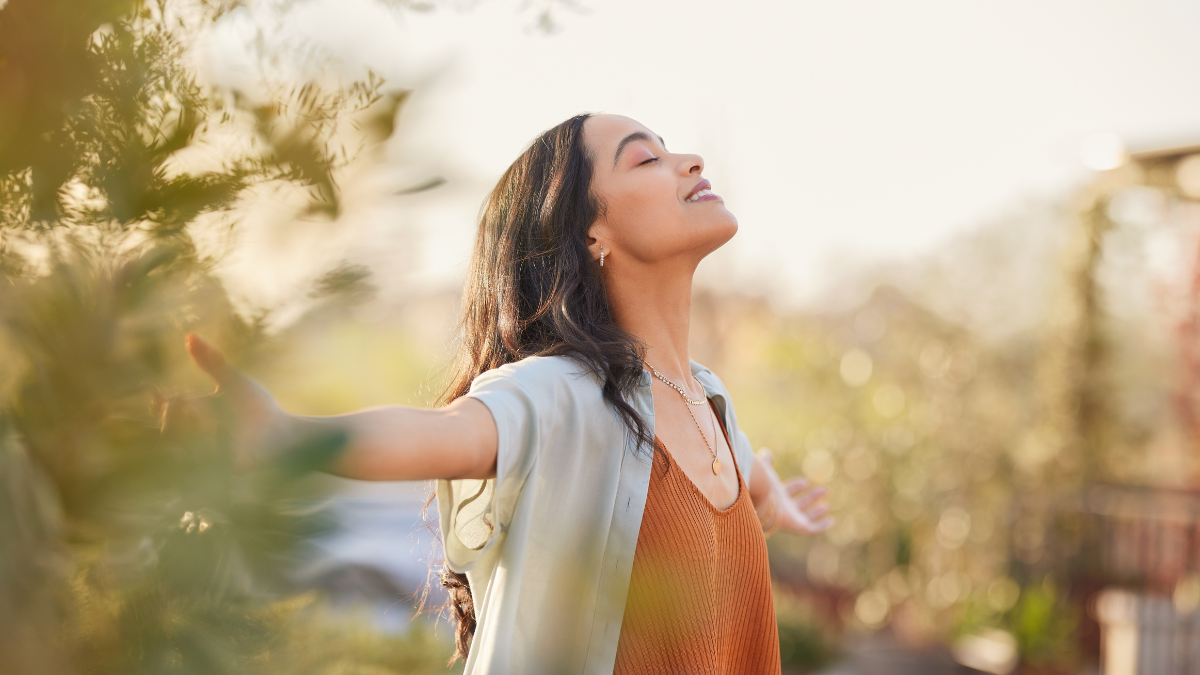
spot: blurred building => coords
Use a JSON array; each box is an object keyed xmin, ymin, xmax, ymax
[{"xmin": 1077, "ymin": 140, "xmax": 1200, "ymax": 675}]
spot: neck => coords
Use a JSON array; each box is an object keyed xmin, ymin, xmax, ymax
[{"xmin": 605, "ymin": 256, "xmax": 696, "ymax": 385}]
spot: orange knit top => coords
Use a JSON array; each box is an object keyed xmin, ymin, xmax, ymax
[{"xmin": 613, "ymin": 400, "xmax": 781, "ymax": 675}]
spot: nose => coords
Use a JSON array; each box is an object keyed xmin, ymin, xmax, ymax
[{"xmin": 678, "ymin": 153, "xmax": 704, "ymax": 175}]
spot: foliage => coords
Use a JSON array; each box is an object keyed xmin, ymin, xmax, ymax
[
  {"xmin": 0, "ymin": 0, "xmax": 401, "ymax": 233},
  {"xmin": 2, "ymin": 0, "xmax": 1185, "ymax": 672},
  {"xmin": 687, "ymin": 191, "xmax": 1187, "ymax": 668},
  {"xmin": 699, "ymin": 284, "xmax": 1035, "ymax": 639},
  {"xmin": 0, "ymin": 0, "xmax": 456, "ymax": 673},
  {"xmin": 774, "ymin": 587, "xmax": 839, "ymax": 673},
  {"xmin": 1005, "ymin": 579, "xmax": 1078, "ymax": 670}
]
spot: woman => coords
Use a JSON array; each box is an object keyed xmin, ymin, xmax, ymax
[{"xmin": 186, "ymin": 113, "xmax": 832, "ymax": 674}]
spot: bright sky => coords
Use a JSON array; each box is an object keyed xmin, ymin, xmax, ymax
[{"xmin": 203, "ymin": 0, "xmax": 1200, "ymax": 310}]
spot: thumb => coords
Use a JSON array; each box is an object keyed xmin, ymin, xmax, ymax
[
  {"xmin": 757, "ymin": 447, "xmax": 775, "ymax": 466},
  {"xmin": 185, "ymin": 334, "xmax": 234, "ymax": 387}
]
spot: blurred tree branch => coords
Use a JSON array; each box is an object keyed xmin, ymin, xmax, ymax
[{"xmin": 0, "ymin": 1, "xmax": 459, "ymax": 673}]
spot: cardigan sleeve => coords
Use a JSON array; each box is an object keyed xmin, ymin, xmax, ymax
[
  {"xmin": 436, "ymin": 365, "xmax": 542, "ymax": 573},
  {"xmin": 731, "ymin": 427, "xmax": 756, "ymax": 483}
]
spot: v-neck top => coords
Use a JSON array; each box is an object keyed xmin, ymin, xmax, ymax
[
  {"xmin": 436, "ymin": 357, "xmax": 759, "ymax": 674},
  {"xmin": 612, "ymin": 399, "xmax": 780, "ymax": 674}
]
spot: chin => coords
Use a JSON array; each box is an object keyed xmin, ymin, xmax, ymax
[
  {"xmin": 719, "ymin": 221, "xmax": 739, "ymax": 245},
  {"xmin": 715, "ymin": 211, "xmax": 739, "ymax": 239},
  {"xmin": 699, "ymin": 216, "xmax": 738, "ymax": 252}
]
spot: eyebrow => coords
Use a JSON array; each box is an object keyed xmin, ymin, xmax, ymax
[{"xmin": 613, "ymin": 131, "xmax": 666, "ymax": 168}]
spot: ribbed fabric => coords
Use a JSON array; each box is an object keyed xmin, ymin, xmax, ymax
[{"xmin": 613, "ymin": 400, "xmax": 780, "ymax": 675}]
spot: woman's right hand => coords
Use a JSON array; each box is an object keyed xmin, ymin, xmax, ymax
[
  {"xmin": 184, "ymin": 334, "xmax": 293, "ymax": 469},
  {"xmin": 179, "ymin": 334, "xmax": 498, "ymax": 482}
]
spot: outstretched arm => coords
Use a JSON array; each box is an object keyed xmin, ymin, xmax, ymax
[
  {"xmin": 293, "ymin": 399, "xmax": 497, "ymax": 481},
  {"xmin": 185, "ymin": 334, "xmax": 498, "ymax": 482},
  {"xmin": 747, "ymin": 448, "xmax": 832, "ymax": 536}
]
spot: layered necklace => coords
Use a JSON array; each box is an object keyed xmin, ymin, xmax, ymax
[{"xmin": 647, "ymin": 363, "xmax": 722, "ymax": 475}]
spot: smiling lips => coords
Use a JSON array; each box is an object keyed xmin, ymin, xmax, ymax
[{"xmin": 685, "ymin": 179, "xmax": 722, "ymax": 203}]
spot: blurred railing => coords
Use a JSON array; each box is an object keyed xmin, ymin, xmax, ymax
[
  {"xmin": 1083, "ymin": 484, "xmax": 1200, "ymax": 674},
  {"xmin": 1087, "ymin": 484, "xmax": 1200, "ymax": 592},
  {"xmin": 1095, "ymin": 590, "xmax": 1200, "ymax": 675}
]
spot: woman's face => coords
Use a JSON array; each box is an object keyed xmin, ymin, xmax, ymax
[{"xmin": 583, "ymin": 114, "xmax": 737, "ymax": 269}]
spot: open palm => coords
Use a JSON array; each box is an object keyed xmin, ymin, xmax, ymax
[
  {"xmin": 180, "ymin": 334, "xmax": 291, "ymax": 468},
  {"xmin": 756, "ymin": 449, "xmax": 833, "ymax": 536}
]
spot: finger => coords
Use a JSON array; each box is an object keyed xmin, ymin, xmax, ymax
[
  {"xmin": 807, "ymin": 515, "xmax": 834, "ymax": 532},
  {"xmin": 186, "ymin": 334, "xmax": 234, "ymax": 387},
  {"xmin": 784, "ymin": 476, "xmax": 810, "ymax": 495},
  {"xmin": 780, "ymin": 509, "xmax": 834, "ymax": 535},
  {"xmin": 802, "ymin": 503, "xmax": 830, "ymax": 521},
  {"xmin": 158, "ymin": 394, "xmax": 215, "ymax": 436},
  {"xmin": 793, "ymin": 485, "xmax": 827, "ymax": 506},
  {"xmin": 150, "ymin": 388, "xmax": 168, "ymax": 425}
]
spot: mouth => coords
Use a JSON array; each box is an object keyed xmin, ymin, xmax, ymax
[{"xmin": 685, "ymin": 179, "xmax": 722, "ymax": 203}]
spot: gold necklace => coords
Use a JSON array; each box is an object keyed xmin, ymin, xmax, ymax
[
  {"xmin": 648, "ymin": 363, "xmax": 722, "ymax": 475},
  {"xmin": 647, "ymin": 364, "xmax": 707, "ymax": 405}
]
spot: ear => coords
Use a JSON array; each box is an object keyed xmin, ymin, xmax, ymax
[{"xmin": 585, "ymin": 221, "xmax": 609, "ymax": 263}]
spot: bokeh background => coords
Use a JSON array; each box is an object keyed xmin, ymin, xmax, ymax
[{"xmin": 3, "ymin": 1, "xmax": 1200, "ymax": 673}]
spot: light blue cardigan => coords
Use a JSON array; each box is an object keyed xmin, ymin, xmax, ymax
[{"xmin": 436, "ymin": 355, "xmax": 756, "ymax": 674}]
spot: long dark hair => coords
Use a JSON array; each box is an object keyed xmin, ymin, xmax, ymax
[{"xmin": 435, "ymin": 114, "xmax": 654, "ymax": 662}]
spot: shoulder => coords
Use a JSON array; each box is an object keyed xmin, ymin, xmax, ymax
[
  {"xmin": 470, "ymin": 354, "xmax": 602, "ymax": 398},
  {"xmin": 465, "ymin": 355, "xmax": 617, "ymax": 450},
  {"xmin": 691, "ymin": 360, "xmax": 746, "ymax": 429},
  {"xmin": 690, "ymin": 360, "xmax": 731, "ymax": 397},
  {"xmin": 690, "ymin": 360, "xmax": 756, "ymax": 471}
]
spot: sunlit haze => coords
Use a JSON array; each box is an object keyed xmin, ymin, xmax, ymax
[{"xmin": 201, "ymin": 0, "xmax": 1200, "ymax": 312}]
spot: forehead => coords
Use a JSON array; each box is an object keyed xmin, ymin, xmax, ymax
[{"xmin": 582, "ymin": 114, "xmax": 661, "ymax": 157}]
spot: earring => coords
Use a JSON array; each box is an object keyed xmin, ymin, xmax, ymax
[{"xmin": 599, "ymin": 246, "xmax": 605, "ymax": 267}]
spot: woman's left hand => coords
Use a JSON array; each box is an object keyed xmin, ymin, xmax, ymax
[{"xmin": 754, "ymin": 448, "xmax": 833, "ymax": 536}]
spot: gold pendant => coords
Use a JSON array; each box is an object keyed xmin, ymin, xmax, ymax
[{"xmin": 712, "ymin": 458, "xmax": 722, "ymax": 475}]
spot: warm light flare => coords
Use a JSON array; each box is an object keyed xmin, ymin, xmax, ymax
[{"xmin": 1080, "ymin": 132, "xmax": 1127, "ymax": 171}]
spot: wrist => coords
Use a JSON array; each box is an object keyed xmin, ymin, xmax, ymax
[
  {"xmin": 251, "ymin": 412, "xmax": 348, "ymax": 474},
  {"xmin": 757, "ymin": 491, "xmax": 782, "ymax": 539}
]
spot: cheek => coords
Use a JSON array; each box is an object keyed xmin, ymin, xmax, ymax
[{"xmin": 607, "ymin": 178, "xmax": 684, "ymax": 243}]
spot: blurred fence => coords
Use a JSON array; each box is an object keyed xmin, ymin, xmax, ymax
[
  {"xmin": 1083, "ymin": 485, "xmax": 1200, "ymax": 675},
  {"xmin": 1087, "ymin": 485, "xmax": 1200, "ymax": 592},
  {"xmin": 1095, "ymin": 590, "xmax": 1200, "ymax": 675}
]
